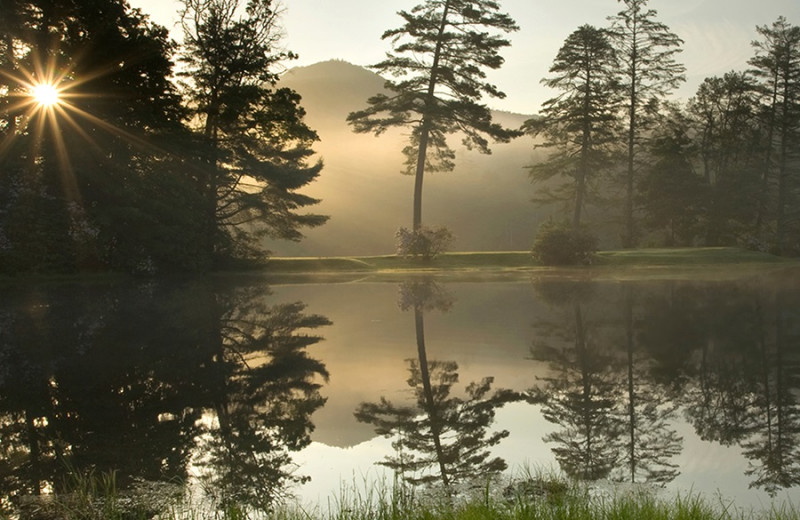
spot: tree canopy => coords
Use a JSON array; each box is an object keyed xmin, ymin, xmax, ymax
[
  {"xmin": 347, "ymin": 0, "xmax": 520, "ymax": 237},
  {"xmin": 0, "ymin": 0, "xmax": 327, "ymax": 274}
]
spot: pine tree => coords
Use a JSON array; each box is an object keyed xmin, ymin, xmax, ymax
[
  {"xmin": 608, "ymin": 0, "xmax": 685, "ymax": 247},
  {"xmin": 347, "ymin": 0, "xmax": 519, "ymax": 238},
  {"xmin": 749, "ymin": 17, "xmax": 800, "ymax": 253},
  {"xmin": 179, "ymin": 0, "xmax": 327, "ymax": 266},
  {"xmin": 524, "ymin": 25, "xmax": 620, "ymax": 228}
]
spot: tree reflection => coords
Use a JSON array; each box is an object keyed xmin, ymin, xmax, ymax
[
  {"xmin": 617, "ymin": 287, "xmax": 682, "ymax": 485},
  {"xmin": 195, "ymin": 288, "xmax": 330, "ymax": 511},
  {"xmin": 529, "ymin": 281, "xmax": 683, "ymax": 486},
  {"xmin": 528, "ymin": 282, "xmax": 622, "ymax": 481},
  {"xmin": 636, "ymin": 280, "xmax": 800, "ymax": 494},
  {"xmin": 741, "ymin": 292, "xmax": 800, "ymax": 493},
  {"xmin": 355, "ymin": 280, "xmax": 517, "ymax": 491},
  {"xmin": 0, "ymin": 280, "xmax": 330, "ymax": 514}
]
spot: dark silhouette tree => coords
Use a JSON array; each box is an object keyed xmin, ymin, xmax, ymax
[
  {"xmin": 608, "ymin": 0, "xmax": 685, "ymax": 247},
  {"xmin": 347, "ymin": 0, "xmax": 520, "ymax": 236},
  {"xmin": 195, "ymin": 290, "xmax": 331, "ymax": 512},
  {"xmin": 741, "ymin": 291, "xmax": 800, "ymax": 495},
  {"xmin": 524, "ymin": 25, "xmax": 620, "ymax": 228},
  {"xmin": 530, "ymin": 282, "xmax": 683, "ymax": 485},
  {"xmin": 0, "ymin": 0, "xmax": 204, "ymax": 274},
  {"xmin": 615, "ymin": 287, "xmax": 682, "ymax": 485},
  {"xmin": 0, "ymin": 280, "xmax": 331, "ymax": 517},
  {"xmin": 528, "ymin": 291, "xmax": 623, "ymax": 481},
  {"xmin": 179, "ymin": 0, "xmax": 327, "ymax": 266}
]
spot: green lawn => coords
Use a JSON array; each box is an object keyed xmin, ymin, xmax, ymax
[{"xmin": 264, "ymin": 247, "xmax": 797, "ymax": 274}]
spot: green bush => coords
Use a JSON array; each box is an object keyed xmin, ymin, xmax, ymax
[
  {"xmin": 532, "ymin": 221, "xmax": 598, "ymax": 266},
  {"xmin": 396, "ymin": 226, "xmax": 454, "ymax": 260}
]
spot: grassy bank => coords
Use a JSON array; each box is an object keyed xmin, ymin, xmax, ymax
[
  {"xmin": 264, "ymin": 247, "xmax": 798, "ymax": 275},
  {"xmin": 11, "ymin": 472, "xmax": 799, "ymax": 520}
]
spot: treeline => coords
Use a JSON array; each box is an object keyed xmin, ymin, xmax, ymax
[
  {"xmin": 527, "ymin": 5, "xmax": 800, "ymax": 255},
  {"xmin": 2, "ymin": 0, "xmax": 799, "ymax": 275},
  {"xmin": 0, "ymin": 0, "xmax": 326, "ymax": 274}
]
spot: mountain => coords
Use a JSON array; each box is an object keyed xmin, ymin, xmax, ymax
[{"xmin": 268, "ymin": 60, "xmax": 550, "ymax": 256}]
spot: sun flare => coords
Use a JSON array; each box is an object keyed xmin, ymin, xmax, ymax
[{"xmin": 31, "ymin": 82, "xmax": 61, "ymax": 107}]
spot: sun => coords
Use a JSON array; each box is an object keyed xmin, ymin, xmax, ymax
[{"xmin": 31, "ymin": 82, "xmax": 62, "ymax": 107}]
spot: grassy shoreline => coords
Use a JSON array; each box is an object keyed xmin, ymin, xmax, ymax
[
  {"xmin": 11, "ymin": 471, "xmax": 799, "ymax": 520},
  {"xmin": 2, "ymin": 248, "xmax": 798, "ymax": 287},
  {"xmin": 262, "ymin": 247, "xmax": 799, "ymax": 275}
]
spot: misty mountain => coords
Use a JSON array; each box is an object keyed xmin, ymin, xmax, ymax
[{"xmin": 268, "ymin": 60, "xmax": 552, "ymax": 256}]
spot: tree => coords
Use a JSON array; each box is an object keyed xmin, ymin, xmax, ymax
[
  {"xmin": 616, "ymin": 287, "xmax": 683, "ymax": 485},
  {"xmin": 0, "ymin": 0, "xmax": 204, "ymax": 273},
  {"xmin": 639, "ymin": 105, "xmax": 707, "ymax": 246},
  {"xmin": 687, "ymin": 72, "xmax": 761, "ymax": 245},
  {"xmin": 748, "ymin": 17, "xmax": 800, "ymax": 254},
  {"xmin": 179, "ymin": 0, "xmax": 327, "ymax": 266},
  {"xmin": 347, "ymin": 0, "xmax": 520, "ymax": 236},
  {"xmin": 524, "ymin": 25, "xmax": 620, "ymax": 228},
  {"xmin": 608, "ymin": 0, "xmax": 685, "ymax": 247}
]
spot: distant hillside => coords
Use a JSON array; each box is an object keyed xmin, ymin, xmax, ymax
[{"xmin": 268, "ymin": 60, "xmax": 552, "ymax": 256}]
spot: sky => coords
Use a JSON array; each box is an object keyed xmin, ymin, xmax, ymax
[{"xmin": 129, "ymin": 0, "xmax": 800, "ymax": 114}]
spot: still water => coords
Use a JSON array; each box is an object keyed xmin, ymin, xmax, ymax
[{"xmin": 2, "ymin": 270, "xmax": 800, "ymax": 513}]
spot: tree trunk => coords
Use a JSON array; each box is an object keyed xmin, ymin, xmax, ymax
[
  {"xmin": 412, "ymin": 0, "xmax": 452, "ymax": 231},
  {"xmin": 624, "ymin": 85, "xmax": 637, "ymax": 248}
]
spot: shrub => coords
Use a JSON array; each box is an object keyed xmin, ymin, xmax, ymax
[
  {"xmin": 532, "ymin": 220, "xmax": 598, "ymax": 265},
  {"xmin": 396, "ymin": 226, "xmax": 454, "ymax": 261}
]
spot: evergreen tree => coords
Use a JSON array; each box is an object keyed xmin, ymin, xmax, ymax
[
  {"xmin": 179, "ymin": 0, "xmax": 327, "ymax": 266},
  {"xmin": 355, "ymin": 281, "xmax": 516, "ymax": 490},
  {"xmin": 524, "ymin": 25, "xmax": 620, "ymax": 228},
  {"xmin": 608, "ymin": 0, "xmax": 685, "ymax": 247},
  {"xmin": 748, "ymin": 17, "xmax": 800, "ymax": 254},
  {"xmin": 347, "ymin": 0, "xmax": 519, "ymax": 237},
  {"xmin": 639, "ymin": 104, "xmax": 707, "ymax": 246},
  {"xmin": 688, "ymin": 72, "xmax": 762, "ymax": 245},
  {"xmin": 0, "ymin": 0, "xmax": 203, "ymax": 273}
]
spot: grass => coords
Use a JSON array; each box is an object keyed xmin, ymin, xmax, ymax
[
  {"xmin": 594, "ymin": 247, "xmax": 793, "ymax": 266},
  {"xmin": 10, "ymin": 469, "xmax": 799, "ymax": 520},
  {"xmin": 263, "ymin": 247, "xmax": 798, "ymax": 275}
]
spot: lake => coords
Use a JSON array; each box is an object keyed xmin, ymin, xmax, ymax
[{"xmin": 2, "ymin": 269, "xmax": 800, "ymax": 514}]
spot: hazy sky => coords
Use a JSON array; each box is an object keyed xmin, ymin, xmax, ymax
[{"xmin": 129, "ymin": 0, "xmax": 800, "ymax": 114}]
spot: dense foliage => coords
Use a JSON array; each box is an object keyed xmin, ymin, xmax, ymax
[
  {"xmin": 529, "ymin": 1, "xmax": 800, "ymax": 256},
  {"xmin": 531, "ymin": 220, "xmax": 598, "ymax": 266},
  {"xmin": 0, "ymin": 0, "xmax": 325, "ymax": 274}
]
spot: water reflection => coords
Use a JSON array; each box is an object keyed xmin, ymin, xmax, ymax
[
  {"xmin": 636, "ymin": 283, "xmax": 800, "ymax": 495},
  {"xmin": 2, "ymin": 275, "xmax": 800, "ymax": 510},
  {"xmin": 528, "ymin": 277, "xmax": 800, "ymax": 495},
  {"xmin": 355, "ymin": 280, "xmax": 519, "ymax": 491},
  {"xmin": 0, "ymin": 280, "xmax": 330, "ymax": 513}
]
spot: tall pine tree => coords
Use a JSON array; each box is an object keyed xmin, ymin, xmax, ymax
[
  {"xmin": 347, "ymin": 0, "xmax": 519, "ymax": 242},
  {"xmin": 524, "ymin": 25, "xmax": 620, "ymax": 228},
  {"xmin": 179, "ymin": 0, "xmax": 327, "ymax": 266},
  {"xmin": 608, "ymin": 0, "xmax": 685, "ymax": 247},
  {"xmin": 749, "ymin": 17, "xmax": 800, "ymax": 253}
]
